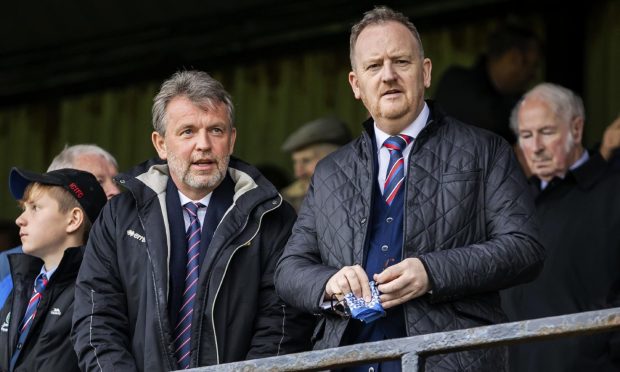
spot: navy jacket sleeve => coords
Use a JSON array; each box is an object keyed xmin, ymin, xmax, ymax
[{"xmin": 71, "ymin": 202, "xmax": 138, "ymax": 372}]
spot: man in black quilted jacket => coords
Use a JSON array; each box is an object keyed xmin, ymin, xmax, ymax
[{"xmin": 275, "ymin": 6, "xmax": 544, "ymax": 372}]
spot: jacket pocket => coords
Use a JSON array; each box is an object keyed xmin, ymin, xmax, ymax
[
  {"xmin": 438, "ymin": 170, "xmax": 485, "ymax": 246},
  {"xmin": 441, "ymin": 169, "xmax": 481, "ymax": 183}
]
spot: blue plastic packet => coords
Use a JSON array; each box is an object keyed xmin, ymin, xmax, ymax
[{"xmin": 343, "ymin": 281, "xmax": 385, "ymax": 323}]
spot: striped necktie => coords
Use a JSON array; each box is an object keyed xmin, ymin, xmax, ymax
[
  {"xmin": 19, "ymin": 272, "xmax": 48, "ymax": 335},
  {"xmin": 174, "ymin": 202, "xmax": 204, "ymax": 369},
  {"xmin": 11, "ymin": 272, "xmax": 48, "ymax": 369},
  {"xmin": 383, "ymin": 134, "xmax": 413, "ymax": 205}
]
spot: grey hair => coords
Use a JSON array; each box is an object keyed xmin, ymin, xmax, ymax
[
  {"xmin": 510, "ymin": 82, "xmax": 585, "ymax": 136},
  {"xmin": 349, "ymin": 6, "xmax": 424, "ymax": 69},
  {"xmin": 152, "ymin": 70, "xmax": 234, "ymax": 135},
  {"xmin": 47, "ymin": 144, "xmax": 118, "ymax": 172}
]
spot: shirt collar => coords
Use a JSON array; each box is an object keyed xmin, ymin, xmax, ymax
[
  {"xmin": 40, "ymin": 265, "xmax": 56, "ymax": 280},
  {"xmin": 569, "ymin": 150, "xmax": 589, "ymax": 171},
  {"xmin": 178, "ymin": 191, "xmax": 212, "ymax": 208},
  {"xmin": 374, "ymin": 102, "xmax": 429, "ymax": 152}
]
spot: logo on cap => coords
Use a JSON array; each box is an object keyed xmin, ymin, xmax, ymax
[{"xmin": 69, "ymin": 183, "xmax": 84, "ymax": 199}]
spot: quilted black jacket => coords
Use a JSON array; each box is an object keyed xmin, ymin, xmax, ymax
[{"xmin": 275, "ymin": 101, "xmax": 544, "ymax": 371}]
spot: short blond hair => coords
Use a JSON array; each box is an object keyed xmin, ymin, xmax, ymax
[{"xmin": 20, "ymin": 183, "xmax": 92, "ymax": 242}]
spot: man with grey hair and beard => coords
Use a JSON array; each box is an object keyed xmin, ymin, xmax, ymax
[
  {"xmin": 502, "ymin": 82, "xmax": 620, "ymax": 372},
  {"xmin": 72, "ymin": 70, "xmax": 312, "ymax": 371}
]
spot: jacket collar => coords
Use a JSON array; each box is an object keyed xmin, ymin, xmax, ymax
[
  {"xmin": 570, "ymin": 151, "xmax": 608, "ymax": 190},
  {"xmin": 362, "ymin": 99, "xmax": 444, "ymax": 142},
  {"xmin": 118, "ymin": 156, "xmax": 280, "ymax": 215},
  {"xmin": 8, "ymin": 247, "xmax": 84, "ymax": 287},
  {"xmin": 530, "ymin": 151, "xmax": 609, "ymax": 193}
]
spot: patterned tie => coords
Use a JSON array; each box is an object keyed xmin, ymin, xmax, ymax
[
  {"xmin": 174, "ymin": 202, "xmax": 204, "ymax": 369},
  {"xmin": 11, "ymin": 272, "xmax": 48, "ymax": 369},
  {"xmin": 19, "ymin": 273, "xmax": 48, "ymax": 335},
  {"xmin": 383, "ymin": 134, "xmax": 413, "ymax": 205}
]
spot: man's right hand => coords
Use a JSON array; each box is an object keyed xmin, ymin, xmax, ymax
[{"xmin": 324, "ymin": 265, "xmax": 372, "ymax": 302}]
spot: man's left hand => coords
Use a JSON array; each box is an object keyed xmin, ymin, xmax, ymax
[
  {"xmin": 600, "ymin": 116, "xmax": 620, "ymax": 160},
  {"xmin": 373, "ymin": 258, "xmax": 430, "ymax": 309}
]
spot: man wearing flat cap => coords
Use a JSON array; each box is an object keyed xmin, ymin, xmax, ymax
[{"xmin": 281, "ymin": 116, "xmax": 351, "ymax": 211}]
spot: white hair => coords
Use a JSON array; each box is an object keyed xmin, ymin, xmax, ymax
[
  {"xmin": 510, "ymin": 82, "xmax": 585, "ymax": 136},
  {"xmin": 47, "ymin": 144, "xmax": 118, "ymax": 171}
]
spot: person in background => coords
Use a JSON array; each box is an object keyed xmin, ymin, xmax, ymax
[
  {"xmin": 72, "ymin": 70, "xmax": 313, "ymax": 371},
  {"xmin": 0, "ymin": 167, "xmax": 106, "ymax": 372},
  {"xmin": 0, "ymin": 144, "xmax": 120, "ymax": 309},
  {"xmin": 434, "ymin": 23, "xmax": 541, "ymax": 144},
  {"xmin": 47, "ymin": 144, "xmax": 121, "ymax": 200},
  {"xmin": 281, "ymin": 116, "xmax": 351, "ymax": 212},
  {"xmin": 501, "ymin": 82, "xmax": 620, "ymax": 372},
  {"xmin": 599, "ymin": 116, "xmax": 620, "ymax": 170},
  {"xmin": 275, "ymin": 6, "xmax": 543, "ymax": 371}
]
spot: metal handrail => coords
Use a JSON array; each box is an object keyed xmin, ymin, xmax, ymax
[{"xmin": 188, "ymin": 307, "xmax": 620, "ymax": 371}]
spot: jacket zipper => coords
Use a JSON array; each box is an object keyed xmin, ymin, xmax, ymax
[
  {"xmin": 203, "ymin": 195, "xmax": 283, "ymax": 365},
  {"xmin": 400, "ymin": 120, "xmax": 432, "ymax": 337},
  {"xmin": 360, "ymin": 134, "xmax": 375, "ymax": 268},
  {"xmin": 136, "ymin": 196, "xmax": 177, "ymax": 371}
]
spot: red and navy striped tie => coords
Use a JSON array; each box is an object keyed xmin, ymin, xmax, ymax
[
  {"xmin": 11, "ymin": 273, "xmax": 48, "ymax": 370},
  {"xmin": 383, "ymin": 134, "xmax": 413, "ymax": 205},
  {"xmin": 174, "ymin": 202, "xmax": 204, "ymax": 369},
  {"xmin": 19, "ymin": 273, "xmax": 48, "ymax": 335}
]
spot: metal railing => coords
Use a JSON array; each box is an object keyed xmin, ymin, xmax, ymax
[{"xmin": 188, "ymin": 307, "xmax": 620, "ymax": 371}]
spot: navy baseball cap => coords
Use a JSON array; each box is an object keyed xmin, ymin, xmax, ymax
[{"xmin": 9, "ymin": 167, "xmax": 107, "ymax": 224}]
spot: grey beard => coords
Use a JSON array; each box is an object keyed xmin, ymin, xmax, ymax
[{"xmin": 182, "ymin": 156, "xmax": 229, "ymax": 191}]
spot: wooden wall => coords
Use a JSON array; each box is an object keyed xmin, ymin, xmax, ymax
[{"xmin": 1, "ymin": 1, "xmax": 618, "ymax": 221}]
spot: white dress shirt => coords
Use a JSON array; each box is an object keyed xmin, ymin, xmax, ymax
[
  {"xmin": 178, "ymin": 191, "xmax": 212, "ymax": 231},
  {"xmin": 374, "ymin": 102, "xmax": 429, "ymax": 193}
]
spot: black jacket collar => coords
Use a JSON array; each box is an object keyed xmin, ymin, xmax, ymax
[
  {"xmin": 362, "ymin": 99, "xmax": 443, "ymax": 138},
  {"xmin": 8, "ymin": 247, "xmax": 84, "ymax": 287},
  {"xmin": 530, "ymin": 151, "xmax": 610, "ymax": 194}
]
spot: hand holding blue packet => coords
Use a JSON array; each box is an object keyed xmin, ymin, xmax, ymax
[{"xmin": 343, "ymin": 281, "xmax": 385, "ymax": 323}]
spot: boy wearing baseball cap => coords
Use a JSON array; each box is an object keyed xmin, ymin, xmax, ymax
[{"xmin": 0, "ymin": 167, "xmax": 106, "ymax": 372}]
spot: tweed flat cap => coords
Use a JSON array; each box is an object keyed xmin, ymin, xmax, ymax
[{"xmin": 281, "ymin": 116, "xmax": 351, "ymax": 153}]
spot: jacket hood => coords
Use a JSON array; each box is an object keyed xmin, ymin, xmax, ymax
[{"xmin": 116, "ymin": 156, "xmax": 280, "ymax": 208}]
